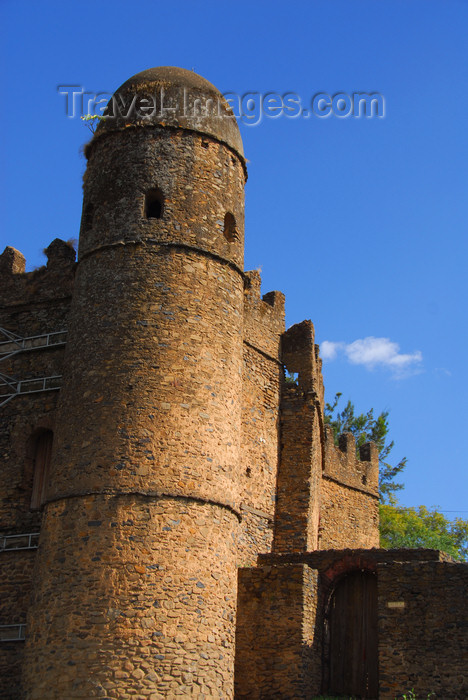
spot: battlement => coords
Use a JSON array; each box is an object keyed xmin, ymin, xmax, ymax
[
  {"xmin": 323, "ymin": 425, "xmax": 379, "ymax": 495},
  {"xmin": 243, "ymin": 270, "xmax": 285, "ymax": 360},
  {"xmin": 0, "ymin": 240, "xmax": 76, "ymax": 308},
  {"xmin": 0, "ymin": 247, "xmax": 26, "ymax": 275},
  {"xmin": 281, "ymin": 320, "xmax": 324, "ymax": 406}
]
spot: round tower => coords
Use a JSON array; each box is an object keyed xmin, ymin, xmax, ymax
[{"xmin": 23, "ymin": 67, "xmax": 246, "ymax": 699}]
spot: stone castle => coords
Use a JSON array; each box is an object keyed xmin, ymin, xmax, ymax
[{"xmin": 0, "ymin": 67, "xmax": 466, "ymax": 699}]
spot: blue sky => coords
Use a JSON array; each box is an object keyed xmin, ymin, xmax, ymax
[{"xmin": 1, "ymin": 0, "xmax": 467, "ymax": 518}]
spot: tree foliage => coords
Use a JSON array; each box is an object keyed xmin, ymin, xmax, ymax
[
  {"xmin": 324, "ymin": 393, "xmax": 405, "ymax": 502},
  {"xmin": 380, "ymin": 504, "xmax": 468, "ymax": 561},
  {"xmin": 81, "ymin": 114, "xmax": 107, "ymax": 133}
]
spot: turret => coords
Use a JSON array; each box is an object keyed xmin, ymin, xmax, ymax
[{"xmin": 23, "ymin": 67, "xmax": 246, "ymax": 699}]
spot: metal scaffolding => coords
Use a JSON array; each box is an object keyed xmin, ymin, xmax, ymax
[
  {"xmin": 0, "ymin": 328, "xmax": 67, "ymax": 360},
  {"xmin": 0, "ymin": 327, "xmax": 66, "ymax": 407},
  {"xmin": 0, "ymin": 532, "xmax": 40, "ymax": 552},
  {"xmin": 0, "ymin": 624, "xmax": 26, "ymax": 642}
]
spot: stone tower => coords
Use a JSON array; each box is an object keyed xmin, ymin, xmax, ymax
[{"xmin": 23, "ymin": 67, "xmax": 247, "ymax": 698}]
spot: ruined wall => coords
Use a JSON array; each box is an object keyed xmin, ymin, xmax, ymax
[
  {"xmin": 320, "ymin": 426, "xmax": 380, "ymax": 549},
  {"xmin": 239, "ymin": 270, "xmax": 284, "ymax": 565},
  {"xmin": 273, "ymin": 320, "xmax": 324, "ymax": 553},
  {"xmin": 273, "ymin": 320, "xmax": 379, "ymax": 554},
  {"xmin": 378, "ymin": 560, "xmax": 468, "ymax": 700}
]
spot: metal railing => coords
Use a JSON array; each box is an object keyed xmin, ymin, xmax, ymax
[
  {"xmin": 0, "ymin": 625, "xmax": 26, "ymax": 642},
  {"xmin": 0, "ymin": 328, "xmax": 67, "ymax": 360},
  {"xmin": 0, "ymin": 532, "xmax": 40, "ymax": 552},
  {"xmin": 0, "ymin": 327, "xmax": 66, "ymax": 407},
  {"xmin": 0, "ymin": 374, "xmax": 62, "ymax": 407}
]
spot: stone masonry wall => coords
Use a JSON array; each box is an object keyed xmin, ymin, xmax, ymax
[
  {"xmin": 320, "ymin": 426, "xmax": 380, "ymax": 549},
  {"xmin": 79, "ymin": 128, "xmax": 245, "ymax": 271},
  {"xmin": 273, "ymin": 319, "xmax": 380, "ymax": 554},
  {"xmin": 0, "ymin": 550, "xmax": 36, "ymax": 700},
  {"xmin": 378, "ymin": 560, "xmax": 468, "ymax": 700},
  {"xmin": 46, "ymin": 244, "xmax": 244, "ymax": 508},
  {"xmin": 0, "ymin": 241, "xmax": 75, "ymax": 698},
  {"xmin": 257, "ymin": 549, "xmax": 461, "ymax": 698},
  {"xmin": 0, "ymin": 241, "xmax": 74, "ymax": 531},
  {"xmin": 235, "ymin": 563, "xmax": 320, "ymax": 699},
  {"xmin": 24, "ymin": 495, "xmax": 239, "ymax": 699},
  {"xmin": 274, "ymin": 321, "xmax": 324, "ymax": 553},
  {"xmin": 239, "ymin": 270, "xmax": 285, "ymax": 565}
]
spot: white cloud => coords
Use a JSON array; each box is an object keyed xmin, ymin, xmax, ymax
[
  {"xmin": 320, "ymin": 336, "xmax": 423, "ymax": 376},
  {"xmin": 320, "ymin": 340, "xmax": 344, "ymax": 360}
]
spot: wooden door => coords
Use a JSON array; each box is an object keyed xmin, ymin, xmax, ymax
[{"xmin": 327, "ymin": 570, "xmax": 378, "ymax": 698}]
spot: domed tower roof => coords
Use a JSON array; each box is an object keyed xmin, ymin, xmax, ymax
[{"xmin": 95, "ymin": 66, "xmax": 244, "ymax": 160}]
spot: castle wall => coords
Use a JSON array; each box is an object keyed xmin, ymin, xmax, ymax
[
  {"xmin": 378, "ymin": 560, "xmax": 468, "ymax": 700},
  {"xmin": 271, "ymin": 319, "xmax": 380, "ymax": 554},
  {"xmin": 239, "ymin": 271, "xmax": 284, "ymax": 565},
  {"xmin": 235, "ymin": 563, "xmax": 320, "ymax": 699},
  {"xmin": 0, "ymin": 550, "xmax": 36, "ymax": 700},
  {"xmin": 0, "ymin": 242, "xmax": 75, "ymax": 699},
  {"xmin": 254, "ymin": 549, "xmax": 465, "ymax": 699},
  {"xmin": 45, "ymin": 244, "xmax": 244, "ymax": 506},
  {"xmin": 319, "ymin": 427, "xmax": 380, "ymax": 549},
  {"xmin": 0, "ymin": 242, "xmax": 74, "ymax": 530},
  {"xmin": 274, "ymin": 321, "xmax": 324, "ymax": 553}
]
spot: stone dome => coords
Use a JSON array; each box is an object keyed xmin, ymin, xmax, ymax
[{"xmin": 97, "ymin": 66, "xmax": 244, "ymax": 159}]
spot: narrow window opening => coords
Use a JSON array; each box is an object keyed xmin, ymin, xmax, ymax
[
  {"xmin": 285, "ymin": 371, "xmax": 299, "ymax": 386},
  {"xmin": 145, "ymin": 188, "xmax": 164, "ymax": 219},
  {"xmin": 30, "ymin": 430, "xmax": 53, "ymax": 510},
  {"xmin": 223, "ymin": 212, "xmax": 238, "ymax": 242}
]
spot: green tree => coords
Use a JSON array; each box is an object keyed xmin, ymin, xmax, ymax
[
  {"xmin": 324, "ymin": 393, "xmax": 406, "ymax": 503},
  {"xmin": 380, "ymin": 504, "xmax": 468, "ymax": 561}
]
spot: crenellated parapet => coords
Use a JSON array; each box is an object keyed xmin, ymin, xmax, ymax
[
  {"xmin": 0, "ymin": 240, "xmax": 76, "ymax": 308},
  {"xmin": 243, "ymin": 270, "xmax": 285, "ymax": 361},
  {"xmin": 323, "ymin": 425, "xmax": 379, "ymax": 496},
  {"xmin": 0, "ymin": 247, "xmax": 26, "ymax": 275},
  {"xmin": 320, "ymin": 424, "xmax": 380, "ymax": 549},
  {"xmin": 240, "ymin": 270, "xmax": 285, "ymax": 564},
  {"xmin": 281, "ymin": 320, "xmax": 324, "ymax": 405}
]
